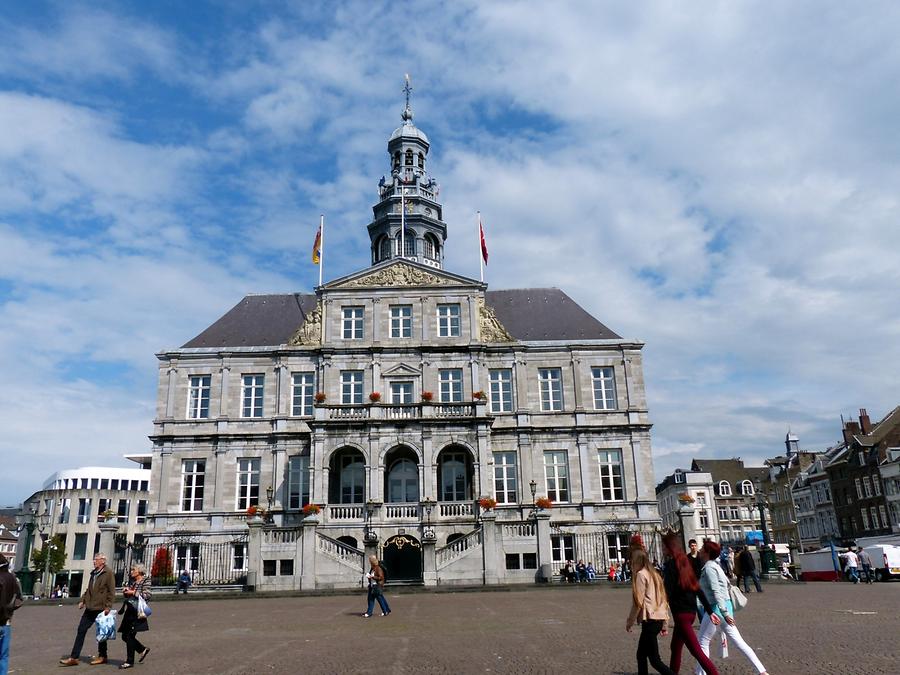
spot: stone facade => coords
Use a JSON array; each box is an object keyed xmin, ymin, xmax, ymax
[
  {"xmin": 656, "ymin": 469, "xmax": 720, "ymax": 544},
  {"xmin": 143, "ymin": 97, "xmax": 661, "ymax": 590}
]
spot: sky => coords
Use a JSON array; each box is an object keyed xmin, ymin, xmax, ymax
[{"xmin": 2, "ymin": 1, "xmax": 899, "ymax": 505}]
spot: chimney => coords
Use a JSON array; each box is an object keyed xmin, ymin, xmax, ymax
[
  {"xmin": 842, "ymin": 419, "xmax": 861, "ymax": 444},
  {"xmin": 859, "ymin": 408, "xmax": 871, "ymax": 435}
]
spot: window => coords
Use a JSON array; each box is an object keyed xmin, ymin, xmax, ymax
[
  {"xmin": 871, "ymin": 506, "xmax": 880, "ymax": 529},
  {"xmin": 718, "ymin": 481, "xmax": 732, "ymax": 497},
  {"xmin": 116, "ymin": 499, "xmax": 129, "ymax": 523},
  {"xmin": 861, "ymin": 508, "xmax": 870, "ymax": 530},
  {"xmin": 597, "ymin": 449, "xmax": 624, "ymax": 501},
  {"xmin": 437, "ymin": 304, "xmax": 461, "ymax": 337},
  {"xmin": 58, "ymin": 499, "xmax": 69, "ymax": 524},
  {"xmin": 379, "ymin": 235, "xmax": 392, "ymax": 261},
  {"xmin": 287, "ymin": 455, "xmax": 310, "ymax": 510},
  {"xmin": 696, "ymin": 492, "xmax": 707, "ymax": 507},
  {"xmin": 96, "ymin": 499, "xmax": 110, "ymax": 521},
  {"xmin": 505, "ymin": 553, "xmax": 521, "ymax": 570},
  {"xmin": 718, "ymin": 506, "xmax": 729, "ymax": 522},
  {"xmin": 873, "ymin": 477, "xmax": 882, "ymax": 496},
  {"xmin": 341, "ymin": 370, "xmax": 364, "ymax": 405},
  {"xmin": 439, "ymin": 369, "xmax": 463, "ymax": 403},
  {"xmin": 76, "ymin": 498, "xmax": 91, "ymax": 524},
  {"xmin": 342, "ymin": 307, "xmax": 364, "ymax": 339},
  {"xmin": 339, "ymin": 453, "xmax": 366, "ymax": 503},
  {"xmin": 863, "ymin": 476, "xmax": 873, "ymax": 498},
  {"xmin": 73, "ymin": 533, "xmax": 88, "ymax": 561},
  {"xmin": 291, "ymin": 373, "xmax": 315, "ymax": 416},
  {"xmin": 544, "ymin": 451, "xmax": 569, "ymax": 502},
  {"xmin": 263, "ymin": 560, "xmax": 277, "ymax": 576},
  {"xmin": 187, "ymin": 375, "xmax": 211, "ymax": 419},
  {"xmin": 489, "ymin": 369, "xmax": 513, "ymax": 413},
  {"xmin": 101, "ymin": 479, "xmax": 109, "ymax": 490},
  {"xmin": 607, "ymin": 532, "xmax": 630, "ymax": 562},
  {"xmin": 390, "ymin": 305, "xmax": 412, "ymax": 338},
  {"xmin": 538, "ymin": 368, "xmax": 563, "ymax": 411},
  {"xmin": 399, "ymin": 231, "xmax": 416, "ymax": 257},
  {"xmin": 181, "ymin": 460, "xmax": 206, "ymax": 512},
  {"xmin": 674, "ymin": 470, "xmax": 684, "ymax": 484},
  {"xmin": 741, "ymin": 480, "xmax": 754, "ymax": 496},
  {"xmin": 424, "ymin": 234, "xmax": 439, "ymax": 260},
  {"xmin": 390, "ymin": 381, "xmax": 413, "ymax": 404},
  {"xmin": 439, "ymin": 452, "xmax": 470, "ymax": 502},
  {"xmin": 493, "ymin": 451, "xmax": 518, "ymax": 504},
  {"xmin": 241, "ymin": 374, "xmax": 264, "ymax": 418},
  {"xmin": 387, "ymin": 458, "xmax": 419, "ymax": 503},
  {"xmin": 551, "ymin": 534, "xmax": 576, "ymax": 564},
  {"xmin": 855, "ymin": 478, "xmax": 863, "ymax": 499},
  {"xmin": 280, "ymin": 560, "xmax": 294, "ymax": 576},
  {"xmin": 136, "ymin": 500, "xmax": 147, "ymax": 524},
  {"xmin": 236, "ymin": 458, "xmax": 260, "ymax": 510},
  {"xmin": 233, "ymin": 543, "xmax": 248, "ymax": 571},
  {"xmin": 591, "ymin": 366, "xmax": 617, "ymax": 410},
  {"xmin": 176, "ymin": 544, "xmax": 200, "ymax": 572},
  {"xmin": 699, "ymin": 511, "xmax": 710, "ymax": 529},
  {"xmin": 730, "ymin": 506, "xmax": 741, "ymax": 520}
]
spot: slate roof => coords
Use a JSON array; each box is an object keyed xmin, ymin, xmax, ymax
[
  {"xmin": 181, "ymin": 288, "xmax": 620, "ymax": 349},
  {"xmin": 690, "ymin": 459, "xmax": 768, "ymax": 494}
]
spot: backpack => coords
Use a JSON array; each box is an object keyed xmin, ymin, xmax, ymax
[{"xmin": 378, "ymin": 560, "xmax": 388, "ymax": 582}]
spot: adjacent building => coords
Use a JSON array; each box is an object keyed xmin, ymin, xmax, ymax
[
  {"xmin": 0, "ymin": 514, "xmax": 19, "ymax": 569},
  {"xmin": 689, "ymin": 459, "xmax": 767, "ymax": 547},
  {"xmin": 656, "ymin": 469, "xmax": 719, "ymax": 544},
  {"xmin": 760, "ymin": 436, "xmax": 818, "ymax": 547},
  {"xmin": 20, "ymin": 463, "xmax": 151, "ymax": 595},
  {"xmin": 142, "ymin": 92, "xmax": 662, "ymax": 589}
]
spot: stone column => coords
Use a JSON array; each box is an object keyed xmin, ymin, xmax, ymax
[
  {"xmin": 422, "ymin": 537, "xmax": 437, "ymax": 587},
  {"xmin": 300, "ymin": 516, "xmax": 319, "ymax": 590},
  {"xmin": 246, "ymin": 519, "xmax": 264, "ymax": 591},
  {"xmin": 481, "ymin": 511, "xmax": 499, "ymax": 585},
  {"xmin": 570, "ymin": 355, "xmax": 584, "ymax": 411},
  {"xmin": 535, "ymin": 511, "xmax": 552, "ymax": 581},
  {"xmin": 98, "ymin": 522, "xmax": 119, "ymax": 571},
  {"xmin": 164, "ymin": 363, "xmax": 178, "ymax": 419}
]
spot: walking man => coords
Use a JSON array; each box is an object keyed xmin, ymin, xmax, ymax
[
  {"xmin": 843, "ymin": 548, "xmax": 860, "ymax": 584},
  {"xmin": 738, "ymin": 547, "xmax": 763, "ymax": 593},
  {"xmin": 59, "ymin": 553, "xmax": 116, "ymax": 666},
  {"xmin": 687, "ymin": 539, "xmax": 703, "ymax": 580},
  {"xmin": 1, "ymin": 554, "xmax": 23, "ymax": 675},
  {"xmin": 857, "ymin": 547, "xmax": 874, "ymax": 584}
]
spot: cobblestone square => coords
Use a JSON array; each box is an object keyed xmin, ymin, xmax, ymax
[{"xmin": 8, "ymin": 583, "xmax": 899, "ymax": 675}]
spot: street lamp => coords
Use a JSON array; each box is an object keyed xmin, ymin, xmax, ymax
[
  {"xmin": 265, "ymin": 485, "xmax": 275, "ymax": 523},
  {"xmin": 35, "ymin": 510, "xmax": 52, "ymax": 598},
  {"xmin": 421, "ymin": 498, "xmax": 436, "ymax": 540},
  {"xmin": 752, "ymin": 480, "xmax": 776, "ymax": 579},
  {"xmin": 528, "ymin": 480, "xmax": 537, "ymax": 518}
]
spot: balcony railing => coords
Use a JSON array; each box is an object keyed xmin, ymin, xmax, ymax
[
  {"xmin": 438, "ymin": 501, "xmax": 473, "ymax": 518},
  {"xmin": 384, "ymin": 503, "xmax": 420, "ymax": 519},
  {"xmin": 326, "ymin": 505, "xmax": 364, "ymax": 521},
  {"xmin": 316, "ymin": 402, "xmax": 481, "ymax": 421}
]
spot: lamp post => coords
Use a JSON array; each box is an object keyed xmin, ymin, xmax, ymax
[
  {"xmin": 13, "ymin": 508, "xmax": 37, "ymax": 594},
  {"xmin": 265, "ymin": 485, "xmax": 275, "ymax": 524},
  {"xmin": 364, "ymin": 500, "xmax": 379, "ymax": 543},
  {"xmin": 36, "ymin": 510, "xmax": 52, "ymax": 598},
  {"xmin": 529, "ymin": 479, "xmax": 537, "ymax": 518},
  {"xmin": 421, "ymin": 498, "xmax": 436, "ymax": 540},
  {"xmin": 752, "ymin": 480, "xmax": 776, "ymax": 579}
]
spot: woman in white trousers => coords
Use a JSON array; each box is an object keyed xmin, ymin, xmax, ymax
[{"xmin": 694, "ymin": 540, "xmax": 768, "ymax": 675}]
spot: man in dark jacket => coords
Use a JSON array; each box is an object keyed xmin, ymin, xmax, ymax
[
  {"xmin": 739, "ymin": 547, "xmax": 764, "ymax": 593},
  {"xmin": 1, "ymin": 553, "xmax": 23, "ymax": 675},
  {"xmin": 59, "ymin": 553, "xmax": 117, "ymax": 666}
]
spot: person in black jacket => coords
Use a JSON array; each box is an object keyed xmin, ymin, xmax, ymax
[
  {"xmin": 738, "ymin": 548, "xmax": 763, "ymax": 593},
  {"xmin": 1, "ymin": 554, "xmax": 24, "ymax": 675},
  {"xmin": 661, "ymin": 534, "xmax": 720, "ymax": 675}
]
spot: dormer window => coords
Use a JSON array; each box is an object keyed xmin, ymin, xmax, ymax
[
  {"xmin": 718, "ymin": 480, "xmax": 732, "ymax": 496},
  {"xmin": 674, "ymin": 470, "xmax": 684, "ymax": 484},
  {"xmin": 740, "ymin": 480, "xmax": 754, "ymax": 496}
]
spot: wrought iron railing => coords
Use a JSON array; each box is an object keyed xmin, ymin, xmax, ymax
[{"xmin": 114, "ymin": 535, "xmax": 249, "ymax": 587}]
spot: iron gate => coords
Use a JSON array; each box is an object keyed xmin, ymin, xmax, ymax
[{"xmin": 114, "ymin": 534, "xmax": 249, "ymax": 587}]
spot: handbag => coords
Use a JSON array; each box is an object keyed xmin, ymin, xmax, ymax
[
  {"xmin": 728, "ymin": 582, "xmax": 748, "ymax": 612},
  {"xmin": 137, "ymin": 594, "xmax": 152, "ymax": 619},
  {"xmin": 95, "ymin": 612, "xmax": 117, "ymax": 642}
]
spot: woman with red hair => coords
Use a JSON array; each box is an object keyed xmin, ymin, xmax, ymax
[
  {"xmin": 694, "ymin": 540, "xmax": 768, "ymax": 675},
  {"xmin": 660, "ymin": 533, "xmax": 719, "ymax": 674}
]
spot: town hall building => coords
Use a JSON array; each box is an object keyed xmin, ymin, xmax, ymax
[{"xmin": 140, "ymin": 91, "xmax": 662, "ymax": 589}]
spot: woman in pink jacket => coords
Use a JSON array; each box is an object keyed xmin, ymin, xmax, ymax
[{"xmin": 626, "ymin": 548, "xmax": 676, "ymax": 675}]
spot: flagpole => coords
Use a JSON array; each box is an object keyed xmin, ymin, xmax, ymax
[
  {"xmin": 318, "ymin": 214, "xmax": 324, "ymax": 287},
  {"xmin": 477, "ymin": 211, "xmax": 484, "ymax": 283},
  {"xmin": 400, "ymin": 186, "xmax": 406, "ymax": 260}
]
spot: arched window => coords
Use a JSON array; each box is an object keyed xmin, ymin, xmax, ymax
[
  {"xmin": 337, "ymin": 535, "xmax": 358, "ymax": 549},
  {"xmin": 446, "ymin": 533, "xmax": 464, "ymax": 546},
  {"xmin": 718, "ymin": 481, "xmax": 732, "ymax": 497},
  {"xmin": 329, "ymin": 448, "xmax": 366, "ymax": 504},
  {"xmin": 438, "ymin": 450, "xmax": 471, "ymax": 501},
  {"xmin": 417, "ymin": 152, "xmax": 425, "ymax": 168},
  {"xmin": 423, "ymin": 234, "xmax": 439, "ymax": 260},
  {"xmin": 741, "ymin": 480, "xmax": 754, "ymax": 496},
  {"xmin": 393, "ymin": 152, "xmax": 400, "ymax": 170},
  {"xmin": 387, "ymin": 458, "xmax": 419, "ymax": 503},
  {"xmin": 396, "ymin": 231, "xmax": 415, "ymax": 257},
  {"xmin": 405, "ymin": 149, "xmax": 414, "ymax": 166},
  {"xmin": 375, "ymin": 235, "xmax": 391, "ymax": 262}
]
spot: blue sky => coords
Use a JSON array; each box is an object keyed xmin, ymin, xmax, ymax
[{"xmin": 2, "ymin": 1, "xmax": 899, "ymax": 504}]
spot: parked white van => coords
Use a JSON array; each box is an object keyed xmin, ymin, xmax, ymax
[{"xmin": 861, "ymin": 544, "xmax": 900, "ymax": 581}]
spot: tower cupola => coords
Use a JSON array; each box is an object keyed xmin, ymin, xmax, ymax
[{"xmin": 368, "ymin": 76, "xmax": 447, "ymax": 269}]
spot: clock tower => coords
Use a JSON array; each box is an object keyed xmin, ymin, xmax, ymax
[{"xmin": 368, "ymin": 77, "xmax": 447, "ymax": 269}]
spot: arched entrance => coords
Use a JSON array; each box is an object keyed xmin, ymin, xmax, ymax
[{"xmin": 381, "ymin": 534, "xmax": 422, "ymax": 583}]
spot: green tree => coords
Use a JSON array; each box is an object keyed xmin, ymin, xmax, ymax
[{"xmin": 32, "ymin": 534, "xmax": 67, "ymax": 575}]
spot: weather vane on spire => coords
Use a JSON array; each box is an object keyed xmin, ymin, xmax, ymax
[{"xmin": 402, "ymin": 74, "xmax": 414, "ymax": 123}]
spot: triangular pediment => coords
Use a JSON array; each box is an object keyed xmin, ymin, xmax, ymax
[
  {"xmin": 324, "ymin": 260, "xmax": 481, "ymax": 290},
  {"xmin": 382, "ymin": 363, "xmax": 422, "ymax": 377}
]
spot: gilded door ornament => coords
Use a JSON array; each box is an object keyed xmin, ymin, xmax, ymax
[
  {"xmin": 477, "ymin": 297, "xmax": 515, "ymax": 342},
  {"xmin": 387, "ymin": 535, "xmax": 421, "ymax": 550},
  {"xmin": 343, "ymin": 262, "xmax": 451, "ymax": 288},
  {"xmin": 288, "ymin": 300, "xmax": 323, "ymax": 346}
]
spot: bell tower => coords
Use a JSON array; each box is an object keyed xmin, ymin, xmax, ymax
[{"xmin": 368, "ymin": 76, "xmax": 447, "ymax": 269}]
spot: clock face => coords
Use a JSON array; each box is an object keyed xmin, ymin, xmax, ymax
[
  {"xmin": 424, "ymin": 207, "xmax": 432, "ymax": 216},
  {"xmin": 405, "ymin": 201, "xmax": 414, "ymax": 213}
]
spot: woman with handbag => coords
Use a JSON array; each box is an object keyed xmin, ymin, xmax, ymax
[
  {"xmin": 660, "ymin": 534, "xmax": 720, "ymax": 674},
  {"xmin": 117, "ymin": 563, "xmax": 152, "ymax": 669},
  {"xmin": 693, "ymin": 541, "xmax": 767, "ymax": 675},
  {"xmin": 625, "ymin": 549, "xmax": 676, "ymax": 675}
]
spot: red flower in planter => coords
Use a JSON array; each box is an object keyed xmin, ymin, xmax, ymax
[
  {"xmin": 535, "ymin": 497, "xmax": 553, "ymax": 510},
  {"xmin": 302, "ymin": 503, "xmax": 321, "ymax": 516},
  {"xmin": 421, "ymin": 391, "xmax": 434, "ymax": 402},
  {"xmin": 369, "ymin": 392, "xmax": 381, "ymax": 402}
]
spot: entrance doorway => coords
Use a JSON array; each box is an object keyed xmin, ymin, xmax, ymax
[{"xmin": 382, "ymin": 534, "xmax": 422, "ymax": 583}]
